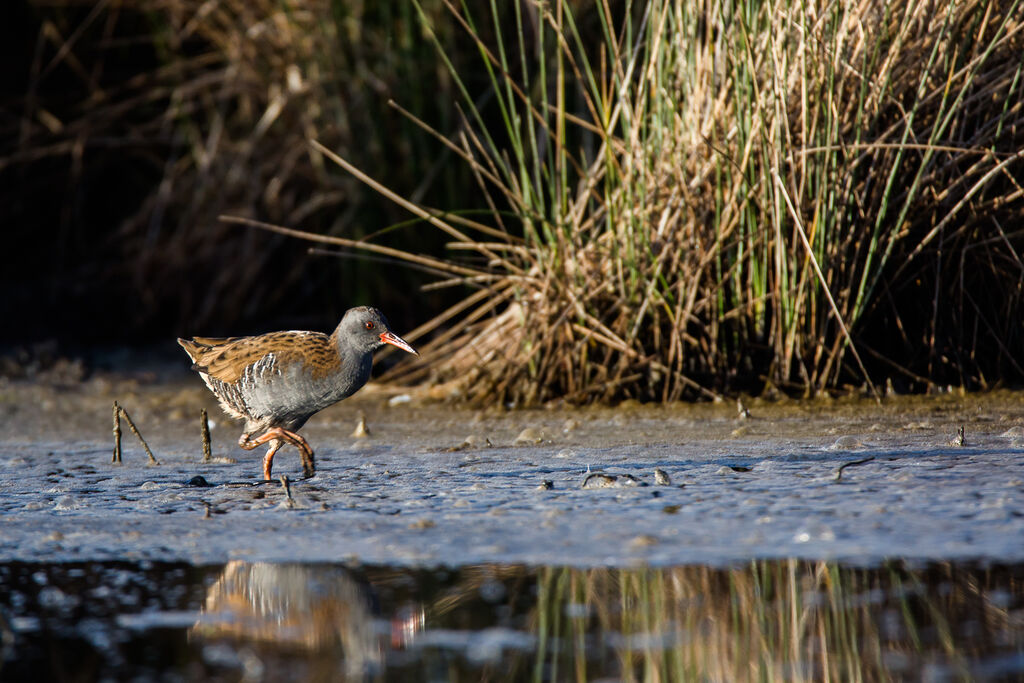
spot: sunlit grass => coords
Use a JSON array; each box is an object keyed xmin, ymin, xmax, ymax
[
  {"xmin": 12, "ymin": 0, "xmax": 1023, "ymax": 402},
  {"xmin": 276, "ymin": 0, "xmax": 1024, "ymax": 405}
]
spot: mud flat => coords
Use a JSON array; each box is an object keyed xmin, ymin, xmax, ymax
[
  {"xmin": 3, "ymin": 376, "xmax": 1024, "ymax": 680},
  {"xmin": 1, "ymin": 377, "xmax": 1023, "ymax": 567}
]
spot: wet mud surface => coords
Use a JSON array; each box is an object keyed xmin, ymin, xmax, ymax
[
  {"xmin": 3, "ymin": 375, "xmax": 1024, "ymax": 680},
  {"xmin": 2, "ymin": 377, "xmax": 1023, "ymax": 567}
]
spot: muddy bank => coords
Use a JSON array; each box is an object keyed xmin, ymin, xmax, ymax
[{"xmin": 1, "ymin": 378, "xmax": 1023, "ymax": 567}]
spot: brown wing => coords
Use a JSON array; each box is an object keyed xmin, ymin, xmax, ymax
[{"xmin": 177, "ymin": 331, "xmax": 335, "ymax": 383}]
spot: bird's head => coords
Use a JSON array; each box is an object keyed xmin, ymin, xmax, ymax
[{"xmin": 339, "ymin": 306, "xmax": 418, "ymax": 356}]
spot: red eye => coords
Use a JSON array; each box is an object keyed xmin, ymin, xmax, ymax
[{"xmin": 364, "ymin": 321, "xmax": 375, "ymax": 330}]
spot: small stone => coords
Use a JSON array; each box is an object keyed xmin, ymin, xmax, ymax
[
  {"xmin": 654, "ymin": 468, "xmax": 671, "ymax": 485},
  {"xmin": 388, "ymin": 394, "xmax": 412, "ymax": 407},
  {"xmin": 582, "ymin": 473, "xmax": 618, "ymax": 489},
  {"xmin": 662, "ymin": 505, "xmax": 681, "ymax": 514},
  {"xmin": 514, "ymin": 427, "xmax": 543, "ymax": 446},
  {"xmin": 581, "ymin": 472, "xmax": 643, "ymax": 488},
  {"xmin": 537, "ymin": 480, "xmax": 554, "ymax": 490},
  {"xmin": 631, "ymin": 534, "xmax": 659, "ymax": 547},
  {"xmin": 351, "ymin": 412, "xmax": 370, "ymax": 438},
  {"xmin": 828, "ymin": 435, "xmax": 865, "ymax": 450},
  {"xmin": 53, "ymin": 496, "xmax": 79, "ymax": 511},
  {"xmin": 187, "ymin": 476, "xmax": 212, "ymax": 487},
  {"xmin": 409, "ymin": 519, "xmax": 435, "ymax": 529},
  {"xmin": 562, "ymin": 418, "xmax": 580, "ymax": 433},
  {"xmin": 446, "ymin": 434, "xmax": 490, "ymax": 452}
]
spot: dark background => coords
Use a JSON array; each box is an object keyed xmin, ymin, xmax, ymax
[{"xmin": 0, "ymin": 1, "xmax": 492, "ymax": 352}]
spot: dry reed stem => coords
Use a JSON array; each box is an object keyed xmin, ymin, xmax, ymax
[
  {"xmin": 111, "ymin": 401, "xmax": 159, "ymax": 465},
  {"xmin": 111, "ymin": 401, "xmax": 122, "ymax": 464},
  {"xmin": 201, "ymin": 408, "xmax": 212, "ymax": 463}
]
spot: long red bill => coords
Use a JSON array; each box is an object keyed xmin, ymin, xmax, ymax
[{"xmin": 380, "ymin": 330, "xmax": 418, "ymax": 355}]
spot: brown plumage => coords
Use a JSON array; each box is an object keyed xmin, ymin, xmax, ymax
[{"xmin": 179, "ymin": 307, "xmax": 417, "ymax": 480}]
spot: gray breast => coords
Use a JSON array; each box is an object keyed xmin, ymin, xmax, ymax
[{"xmin": 236, "ymin": 351, "xmax": 373, "ymax": 432}]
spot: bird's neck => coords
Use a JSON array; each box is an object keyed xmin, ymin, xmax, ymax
[{"xmin": 329, "ymin": 326, "xmax": 373, "ymax": 370}]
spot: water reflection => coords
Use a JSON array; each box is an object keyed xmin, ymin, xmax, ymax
[
  {"xmin": 189, "ymin": 561, "xmax": 417, "ymax": 677},
  {"xmin": 1, "ymin": 559, "xmax": 1022, "ymax": 681}
]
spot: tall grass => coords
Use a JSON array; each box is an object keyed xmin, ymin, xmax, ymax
[
  {"xmin": 281, "ymin": 0, "xmax": 1023, "ymax": 404},
  {"xmin": 11, "ymin": 0, "xmax": 1023, "ymax": 402}
]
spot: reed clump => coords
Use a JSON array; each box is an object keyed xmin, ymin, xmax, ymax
[
  {"xmin": 11, "ymin": 0, "xmax": 1024, "ymax": 403},
  {"xmin": 343, "ymin": 0, "xmax": 1023, "ymax": 404}
]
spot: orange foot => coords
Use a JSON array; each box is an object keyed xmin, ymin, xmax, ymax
[{"xmin": 238, "ymin": 428, "xmax": 316, "ymax": 480}]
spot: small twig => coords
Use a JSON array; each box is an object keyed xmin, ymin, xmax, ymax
[
  {"xmin": 114, "ymin": 404, "xmax": 160, "ymax": 465},
  {"xmin": 948, "ymin": 425, "xmax": 965, "ymax": 447},
  {"xmin": 834, "ymin": 456, "xmax": 876, "ymax": 482},
  {"xmin": 736, "ymin": 399, "xmax": 751, "ymax": 420},
  {"xmin": 200, "ymin": 409, "xmax": 212, "ymax": 462},
  {"xmin": 351, "ymin": 411, "xmax": 370, "ymax": 438},
  {"xmin": 112, "ymin": 401, "xmax": 122, "ymax": 464},
  {"xmin": 280, "ymin": 475, "xmax": 296, "ymax": 508}
]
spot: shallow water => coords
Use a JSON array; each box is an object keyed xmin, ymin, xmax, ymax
[
  {"xmin": 2, "ymin": 378, "xmax": 1024, "ymax": 678},
  {"xmin": 3, "ymin": 559, "xmax": 1023, "ymax": 681}
]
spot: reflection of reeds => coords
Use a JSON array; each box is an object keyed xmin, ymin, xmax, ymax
[{"xmin": 524, "ymin": 561, "xmax": 1024, "ymax": 682}]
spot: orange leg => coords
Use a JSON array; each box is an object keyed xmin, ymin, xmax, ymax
[
  {"xmin": 238, "ymin": 428, "xmax": 316, "ymax": 480},
  {"xmin": 262, "ymin": 440, "xmax": 282, "ymax": 481}
]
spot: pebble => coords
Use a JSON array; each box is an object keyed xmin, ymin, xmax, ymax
[
  {"xmin": 409, "ymin": 519, "xmax": 435, "ymax": 529},
  {"xmin": 351, "ymin": 413, "xmax": 370, "ymax": 438},
  {"xmin": 514, "ymin": 428, "xmax": 544, "ymax": 446},
  {"xmin": 582, "ymin": 473, "xmax": 618, "ymax": 489},
  {"xmin": 581, "ymin": 473, "xmax": 643, "ymax": 489},
  {"xmin": 631, "ymin": 534, "xmax": 659, "ymax": 547},
  {"xmin": 53, "ymin": 496, "xmax": 79, "ymax": 511},
  {"xmin": 828, "ymin": 436, "xmax": 865, "ymax": 450},
  {"xmin": 447, "ymin": 435, "xmax": 491, "ymax": 452}
]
